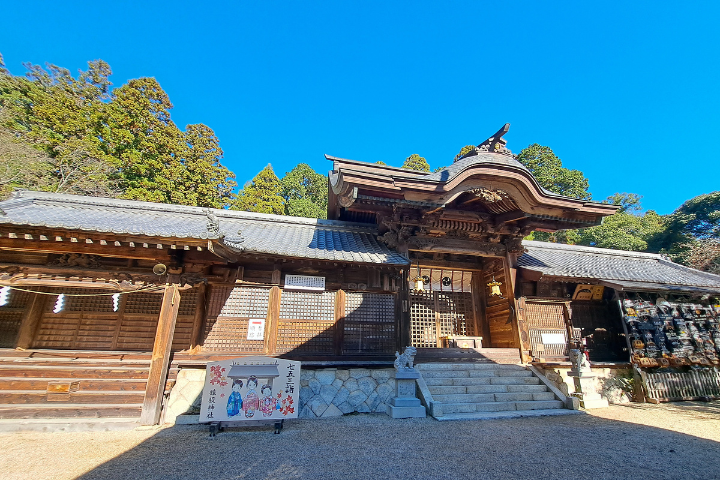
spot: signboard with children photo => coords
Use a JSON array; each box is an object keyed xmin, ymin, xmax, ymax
[{"xmin": 199, "ymin": 356, "xmax": 300, "ymax": 423}]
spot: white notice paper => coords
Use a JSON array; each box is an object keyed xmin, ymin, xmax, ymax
[
  {"xmin": 540, "ymin": 332, "xmax": 566, "ymax": 345},
  {"xmin": 247, "ymin": 318, "xmax": 266, "ymax": 340}
]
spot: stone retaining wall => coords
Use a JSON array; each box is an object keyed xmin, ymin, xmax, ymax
[
  {"xmin": 164, "ymin": 367, "xmax": 398, "ymax": 424},
  {"xmin": 535, "ymin": 365, "xmax": 632, "ymax": 405}
]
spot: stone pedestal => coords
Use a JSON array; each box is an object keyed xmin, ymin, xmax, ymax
[
  {"xmin": 386, "ymin": 369, "xmax": 426, "ymax": 418},
  {"xmin": 568, "ymin": 371, "xmax": 609, "ymax": 409}
]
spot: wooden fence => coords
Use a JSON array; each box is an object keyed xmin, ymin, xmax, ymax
[{"xmin": 640, "ymin": 368, "xmax": 720, "ymax": 402}]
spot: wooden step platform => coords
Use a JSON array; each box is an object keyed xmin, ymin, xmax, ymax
[{"xmin": 0, "ymin": 348, "xmax": 171, "ymax": 421}]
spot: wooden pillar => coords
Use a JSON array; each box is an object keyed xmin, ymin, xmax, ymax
[
  {"xmin": 503, "ymin": 253, "xmax": 526, "ymax": 362},
  {"xmin": 140, "ymin": 285, "xmax": 181, "ymax": 426},
  {"xmin": 264, "ymin": 286, "xmax": 281, "ymax": 355},
  {"xmin": 471, "ymin": 272, "xmax": 490, "ymax": 347},
  {"xmin": 334, "ymin": 289, "xmax": 346, "ymax": 356},
  {"xmin": 189, "ymin": 283, "xmax": 207, "ymax": 350},
  {"xmin": 399, "ymin": 268, "xmax": 411, "ymax": 350},
  {"xmin": 16, "ymin": 293, "xmax": 48, "ymax": 349}
]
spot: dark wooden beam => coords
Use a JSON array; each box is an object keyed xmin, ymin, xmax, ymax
[
  {"xmin": 140, "ymin": 284, "xmax": 181, "ymax": 426},
  {"xmin": 15, "ymin": 293, "xmax": 48, "ymax": 349},
  {"xmin": 189, "ymin": 283, "xmax": 207, "ymax": 350}
]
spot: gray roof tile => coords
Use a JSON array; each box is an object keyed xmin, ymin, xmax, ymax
[
  {"xmin": 519, "ymin": 240, "xmax": 720, "ymax": 293},
  {"xmin": 0, "ymin": 191, "xmax": 409, "ymax": 266}
]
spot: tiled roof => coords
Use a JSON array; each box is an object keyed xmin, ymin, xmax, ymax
[
  {"xmin": 423, "ymin": 153, "xmax": 531, "ymax": 182},
  {"xmin": 0, "ymin": 191, "xmax": 409, "ymax": 265},
  {"xmin": 519, "ymin": 240, "xmax": 720, "ymax": 293}
]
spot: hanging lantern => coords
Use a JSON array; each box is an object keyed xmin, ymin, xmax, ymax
[
  {"xmin": 413, "ymin": 261, "xmax": 425, "ymax": 291},
  {"xmin": 487, "ymin": 277, "xmax": 503, "ymax": 297}
]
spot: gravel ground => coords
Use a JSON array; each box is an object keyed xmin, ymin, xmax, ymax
[{"xmin": 2, "ymin": 402, "xmax": 720, "ymax": 480}]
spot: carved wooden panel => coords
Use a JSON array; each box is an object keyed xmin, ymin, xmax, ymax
[{"xmin": 343, "ymin": 292, "xmax": 395, "ymax": 353}]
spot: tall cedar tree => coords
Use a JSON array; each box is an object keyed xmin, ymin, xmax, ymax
[
  {"xmin": 401, "ymin": 153, "xmax": 430, "ymax": 172},
  {"xmin": 0, "ymin": 54, "xmax": 236, "ymax": 207},
  {"xmin": 280, "ymin": 163, "xmax": 328, "ymax": 219},
  {"xmin": 516, "ymin": 144, "xmax": 591, "ymax": 200},
  {"xmin": 233, "ymin": 164, "xmax": 284, "ymax": 215}
]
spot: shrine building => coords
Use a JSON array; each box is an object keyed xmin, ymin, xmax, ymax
[{"xmin": 0, "ymin": 125, "xmax": 719, "ymax": 426}]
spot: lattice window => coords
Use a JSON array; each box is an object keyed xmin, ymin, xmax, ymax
[
  {"xmin": 410, "ymin": 290, "xmax": 437, "ymax": 348},
  {"xmin": 220, "ymin": 287, "xmax": 270, "ymax": 317},
  {"xmin": 524, "ymin": 302, "xmax": 568, "ymax": 358},
  {"xmin": 279, "ymin": 291, "xmax": 334, "ymax": 321},
  {"xmin": 202, "ymin": 286, "xmax": 270, "ymax": 353},
  {"xmin": 276, "ymin": 320, "xmax": 335, "ymax": 354},
  {"xmin": 436, "ymin": 292, "xmax": 474, "ymax": 337},
  {"xmin": 44, "ymin": 288, "xmax": 116, "ymax": 313},
  {"xmin": 0, "ymin": 289, "xmax": 32, "ymax": 347},
  {"xmin": 124, "ymin": 292, "xmax": 163, "ymax": 315},
  {"xmin": 177, "ymin": 289, "xmax": 198, "ymax": 316},
  {"xmin": 344, "ymin": 293, "xmax": 395, "ymax": 353}
]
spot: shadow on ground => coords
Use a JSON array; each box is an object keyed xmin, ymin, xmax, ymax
[{"xmin": 75, "ymin": 405, "xmax": 720, "ymax": 480}]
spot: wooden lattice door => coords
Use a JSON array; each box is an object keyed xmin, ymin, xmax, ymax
[
  {"xmin": 410, "ymin": 291, "xmax": 475, "ymax": 348},
  {"xmin": 523, "ymin": 301, "xmax": 570, "ymax": 359}
]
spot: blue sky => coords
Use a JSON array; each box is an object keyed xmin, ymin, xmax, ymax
[{"xmin": 1, "ymin": 1, "xmax": 718, "ymax": 214}]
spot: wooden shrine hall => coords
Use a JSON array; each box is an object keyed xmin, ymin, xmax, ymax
[{"xmin": 0, "ymin": 125, "xmax": 622, "ymax": 425}]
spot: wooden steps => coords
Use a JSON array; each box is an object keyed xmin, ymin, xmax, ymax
[{"xmin": 0, "ymin": 349, "xmax": 166, "ymax": 421}]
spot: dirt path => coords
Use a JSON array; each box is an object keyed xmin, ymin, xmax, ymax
[{"xmin": 2, "ymin": 402, "xmax": 719, "ymax": 480}]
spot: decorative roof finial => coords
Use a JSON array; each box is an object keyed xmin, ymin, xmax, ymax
[
  {"xmin": 205, "ymin": 209, "xmax": 221, "ymax": 239},
  {"xmin": 454, "ymin": 123, "xmax": 514, "ymax": 162}
]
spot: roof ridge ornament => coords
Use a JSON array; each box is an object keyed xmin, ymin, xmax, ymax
[
  {"xmin": 205, "ymin": 209, "xmax": 222, "ymax": 239},
  {"xmin": 454, "ymin": 123, "xmax": 514, "ymax": 163}
]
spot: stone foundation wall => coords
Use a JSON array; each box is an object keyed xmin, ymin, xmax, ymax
[
  {"xmin": 535, "ymin": 365, "xmax": 633, "ymax": 405},
  {"xmin": 299, "ymin": 368, "xmax": 396, "ymax": 418},
  {"xmin": 163, "ymin": 367, "xmax": 398, "ymax": 424}
]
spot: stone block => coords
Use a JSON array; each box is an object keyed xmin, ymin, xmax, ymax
[
  {"xmin": 374, "ymin": 402, "xmax": 388, "ymax": 413},
  {"xmin": 365, "ymin": 392, "xmax": 381, "ymax": 411},
  {"xmin": 390, "ymin": 397, "xmax": 421, "ymax": 407},
  {"xmin": 347, "ymin": 390, "xmax": 368, "ymax": 407},
  {"xmin": 300, "ymin": 386, "xmax": 314, "ymax": 404},
  {"xmin": 307, "ymin": 395, "xmax": 329, "ymax": 417},
  {"xmin": 350, "ymin": 369, "xmax": 371, "ymax": 379},
  {"xmin": 357, "ymin": 402, "xmax": 371, "ymax": 413},
  {"xmin": 386, "ymin": 404, "xmax": 426, "ymax": 418},
  {"xmin": 316, "ymin": 370, "xmax": 337, "ymax": 386},
  {"xmin": 358, "ymin": 376, "xmax": 378, "ymax": 395},
  {"xmin": 300, "ymin": 379, "xmax": 309, "ymax": 387},
  {"xmin": 300, "ymin": 370, "xmax": 315, "ymax": 381},
  {"xmin": 332, "ymin": 379, "xmax": 343, "ymax": 389},
  {"xmin": 344, "ymin": 378, "xmax": 358, "ymax": 392},
  {"xmin": 336, "ymin": 369, "xmax": 350, "ymax": 381},
  {"xmin": 332, "ymin": 386, "xmax": 350, "ymax": 406},
  {"xmin": 309, "ymin": 378, "xmax": 321, "ymax": 395},
  {"xmin": 376, "ymin": 383, "xmax": 394, "ymax": 403},
  {"xmin": 322, "ymin": 403, "xmax": 343, "ymax": 417},
  {"xmin": 320, "ymin": 384, "xmax": 339, "ymax": 404},
  {"xmin": 299, "ymin": 405, "xmax": 315, "ymax": 418},
  {"xmin": 337, "ymin": 402, "xmax": 354, "ymax": 414},
  {"xmin": 371, "ymin": 369, "xmax": 392, "ymax": 383},
  {"xmin": 395, "ymin": 378, "xmax": 416, "ymax": 397}
]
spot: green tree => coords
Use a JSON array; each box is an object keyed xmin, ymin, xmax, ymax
[
  {"xmin": 650, "ymin": 191, "xmax": 720, "ymax": 266},
  {"xmin": 604, "ymin": 192, "xmax": 643, "ymax": 214},
  {"xmin": 454, "ymin": 144, "xmax": 475, "ymax": 161},
  {"xmin": 576, "ymin": 210, "xmax": 665, "ymax": 251},
  {"xmin": 401, "ymin": 153, "xmax": 430, "ymax": 172},
  {"xmin": 232, "ymin": 164, "xmax": 284, "ymax": 215},
  {"xmin": 280, "ymin": 163, "xmax": 327, "ymax": 219},
  {"xmin": 516, "ymin": 144, "xmax": 591, "ymax": 200}
]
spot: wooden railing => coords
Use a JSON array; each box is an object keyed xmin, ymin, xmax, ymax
[{"xmin": 640, "ymin": 368, "xmax": 720, "ymax": 402}]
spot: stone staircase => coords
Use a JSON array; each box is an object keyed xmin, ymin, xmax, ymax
[{"xmin": 416, "ymin": 363, "xmax": 579, "ymax": 420}]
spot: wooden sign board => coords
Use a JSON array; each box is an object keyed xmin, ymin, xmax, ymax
[
  {"xmin": 200, "ymin": 356, "xmax": 300, "ymax": 423},
  {"xmin": 284, "ymin": 275, "xmax": 325, "ymax": 291},
  {"xmin": 572, "ymin": 284, "xmax": 604, "ymax": 301}
]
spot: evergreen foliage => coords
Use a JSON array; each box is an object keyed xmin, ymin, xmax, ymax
[
  {"xmin": 401, "ymin": 153, "xmax": 430, "ymax": 172},
  {"xmin": 232, "ymin": 164, "xmax": 284, "ymax": 215}
]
